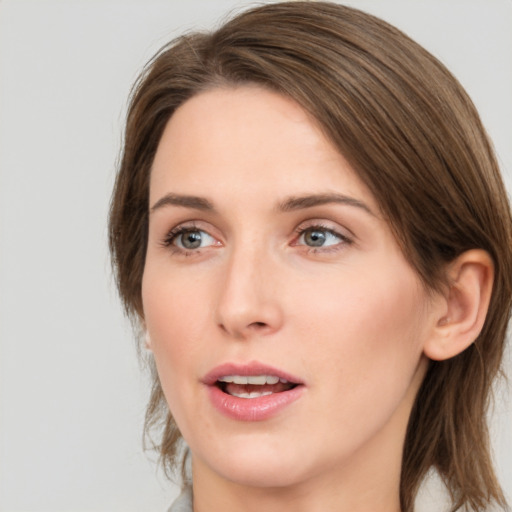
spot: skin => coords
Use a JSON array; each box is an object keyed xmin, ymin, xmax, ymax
[{"xmin": 142, "ymin": 86, "xmax": 442, "ymax": 512}]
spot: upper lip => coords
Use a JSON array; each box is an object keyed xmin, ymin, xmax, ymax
[{"xmin": 202, "ymin": 361, "xmax": 304, "ymax": 386}]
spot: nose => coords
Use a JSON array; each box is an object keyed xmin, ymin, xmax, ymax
[{"xmin": 215, "ymin": 246, "xmax": 284, "ymax": 340}]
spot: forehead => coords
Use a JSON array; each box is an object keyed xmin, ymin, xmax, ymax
[{"xmin": 150, "ymin": 86, "xmax": 376, "ymax": 212}]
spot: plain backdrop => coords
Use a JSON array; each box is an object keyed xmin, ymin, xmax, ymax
[{"xmin": 0, "ymin": 1, "xmax": 510, "ymax": 511}]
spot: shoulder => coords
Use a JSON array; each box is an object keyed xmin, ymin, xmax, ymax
[{"xmin": 167, "ymin": 486, "xmax": 193, "ymax": 512}]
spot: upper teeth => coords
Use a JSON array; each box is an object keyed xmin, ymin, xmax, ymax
[{"xmin": 218, "ymin": 375, "xmax": 287, "ymax": 385}]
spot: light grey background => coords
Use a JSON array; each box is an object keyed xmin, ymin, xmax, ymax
[{"xmin": 0, "ymin": 1, "xmax": 510, "ymax": 511}]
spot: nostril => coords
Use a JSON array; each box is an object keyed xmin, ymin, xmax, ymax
[{"xmin": 251, "ymin": 322, "xmax": 267, "ymax": 328}]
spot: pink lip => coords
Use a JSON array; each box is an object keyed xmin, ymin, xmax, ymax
[
  {"xmin": 202, "ymin": 361, "xmax": 304, "ymax": 386},
  {"xmin": 202, "ymin": 361, "xmax": 305, "ymax": 422}
]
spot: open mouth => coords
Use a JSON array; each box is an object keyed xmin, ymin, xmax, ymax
[
  {"xmin": 216, "ymin": 375, "xmax": 299, "ymax": 399},
  {"xmin": 205, "ymin": 365, "xmax": 305, "ymax": 420}
]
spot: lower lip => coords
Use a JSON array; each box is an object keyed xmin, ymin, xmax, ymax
[{"xmin": 207, "ymin": 385, "xmax": 304, "ymax": 421}]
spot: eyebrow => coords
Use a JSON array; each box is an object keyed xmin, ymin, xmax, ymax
[
  {"xmin": 150, "ymin": 193, "xmax": 215, "ymax": 213},
  {"xmin": 278, "ymin": 193, "xmax": 374, "ymax": 215},
  {"xmin": 150, "ymin": 192, "xmax": 374, "ymax": 216}
]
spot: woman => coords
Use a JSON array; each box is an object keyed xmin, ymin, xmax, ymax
[{"xmin": 109, "ymin": 2, "xmax": 512, "ymax": 511}]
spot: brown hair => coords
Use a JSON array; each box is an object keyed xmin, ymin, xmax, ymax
[{"xmin": 109, "ymin": 2, "xmax": 512, "ymax": 510}]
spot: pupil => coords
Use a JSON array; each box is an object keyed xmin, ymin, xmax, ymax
[
  {"xmin": 305, "ymin": 229, "xmax": 325, "ymax": 247},
  {"xmin": 182, "ymin": 230, "xmax": 202, "ymax": 249}
]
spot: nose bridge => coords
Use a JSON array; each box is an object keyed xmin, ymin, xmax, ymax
[{"xmin": 215, "ymin": 238, "xmax": 283, "ymax": 338}]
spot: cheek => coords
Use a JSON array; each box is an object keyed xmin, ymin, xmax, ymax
[
  {"xmin": 141, "ymin": 266, "xmax": 213, "ymax": 402},
  {"xmin": 293, "ymin": 263, "xmax": 428, "ymax": 395},
  {"xmin": 292, "ymin": 272, "xmax": 428, "ymax": 458},
  {"xmin": 141, "ymin": 270, "xmax": 213, "ymax": 445},
  {"xmin": 142, "ymin": 263, "xmax": 212, "ymax": 344}
]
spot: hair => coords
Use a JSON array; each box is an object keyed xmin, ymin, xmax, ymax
[{"xmin": 109, "ymin": 2, "xmax": 512, "ymax": 511}]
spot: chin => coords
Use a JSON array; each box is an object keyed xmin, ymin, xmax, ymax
[
  {"xmin": 219, "ymin": 461, "xmax": 306, "ymax": 489},
  {"xmin": 193, "ymin": 436, "xmax": 314, "ymax": 489}
]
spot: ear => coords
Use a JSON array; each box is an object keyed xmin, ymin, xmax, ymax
[
  {"xmin": 143, "ymin": 329, "xmax": 153, "ymax": 352},
  {"xmin": 139, "ymin": 315, "xmax": 152, "ymax": 351},
  {"xmin": 423, "ymin": 249, "xmax": 494, "ymax": 361}
]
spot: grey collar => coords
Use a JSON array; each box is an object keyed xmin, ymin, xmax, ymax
[{"xmin": 167, "ymin": 486, "xmax": 193, "ymax": 512}]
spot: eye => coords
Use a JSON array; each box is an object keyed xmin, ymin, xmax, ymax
[
  {"xmin": 167, "ymin": 227, "xmax": 218, "ymax": 250},
  {"xmin": 295, "ymin": 225, "xmax": 349, "ymax": 249}
]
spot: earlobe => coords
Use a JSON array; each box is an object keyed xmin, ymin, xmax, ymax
[
  {"xmin": 423, "ymin": 249, "xmax": 494, "ymax": 361},
  {"xmin": 144, "ymin": 330, "xmax": 153, "ymax": 352}
]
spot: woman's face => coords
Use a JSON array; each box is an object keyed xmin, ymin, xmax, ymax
[{"xmin": 142, "ymin": 86, "xmax": 435, "ymax": 491}]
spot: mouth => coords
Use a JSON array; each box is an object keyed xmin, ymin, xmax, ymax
[
  {"xmin": 215, "ymin": 374, "xmax": 299, "ymax": 399},
  {"xmin": 203, "ymin": 362, "xmax": 305, "ymax": 420}
]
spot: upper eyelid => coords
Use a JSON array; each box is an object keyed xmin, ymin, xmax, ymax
[
  {"xmin": 166, "ymin": 223, "xmax": 210, "ymax": 240},
  {"xmin": 165, "ymin": 220, "xmax": 216, "ymax": 236},
  {"xmin": 294, "ymin": 219, "xmax": 355, "ymax": 239}
]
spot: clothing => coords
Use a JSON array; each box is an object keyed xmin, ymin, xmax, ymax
[{"xmin": 168, "ymin": 486, "xmax": 193, "ymax": 512}]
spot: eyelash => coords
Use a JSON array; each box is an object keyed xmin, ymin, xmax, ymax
[
  {"xmin": 161, "ymin": 223, "xmax": 209, "ymax": 254},
  {"xmin": 160, "ymin": 222, "xmax": 353, "ymax": 256},
  {"xmin": 293, "ymin": 223, "xmax": 353, "ymax": 253}
]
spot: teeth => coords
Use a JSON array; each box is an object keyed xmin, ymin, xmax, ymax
[
  {"xmin": 229, "ymin": 390, "xmax": 273, "ymax": 398},
  {"xmin": 218, "ymin": 375, "xmax": 283, "ymax": 385}
]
